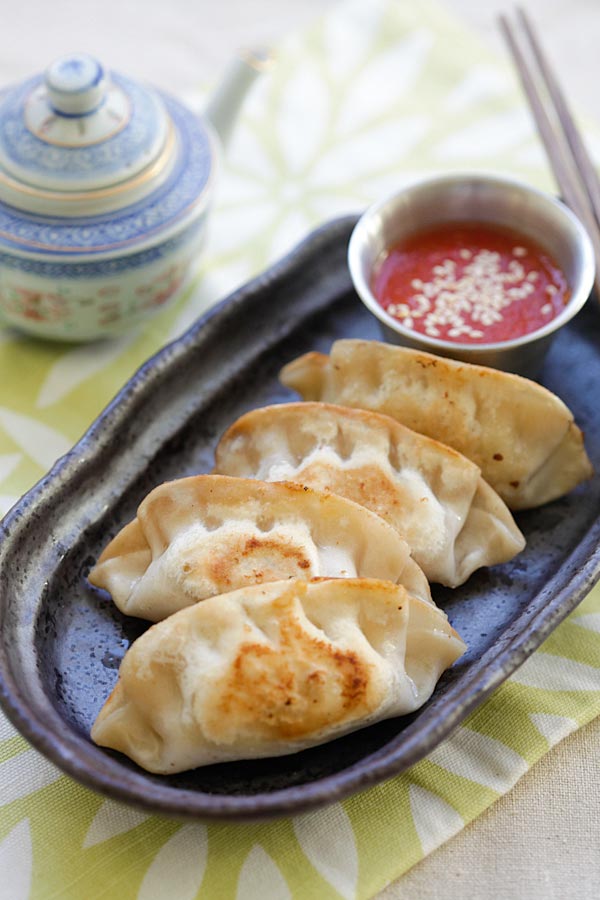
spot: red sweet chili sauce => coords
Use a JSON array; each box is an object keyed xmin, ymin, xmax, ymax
[{"xmin": 371, "ymin": 222, "xmax": 569, "ymax": 343}]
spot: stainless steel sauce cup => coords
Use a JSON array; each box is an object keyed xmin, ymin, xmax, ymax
[{"xmin": 348, "ymin": 173, "xmax": 595, "ymax": 377}]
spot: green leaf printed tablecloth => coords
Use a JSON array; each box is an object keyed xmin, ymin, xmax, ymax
[{"xmin": 1, "ymin": 1, "xmax": 600, "ymax": 897}]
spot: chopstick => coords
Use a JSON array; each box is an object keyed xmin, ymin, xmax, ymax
[{"xmin": 499, "ymin": 7, "xmax": 600, "ymax": 298}]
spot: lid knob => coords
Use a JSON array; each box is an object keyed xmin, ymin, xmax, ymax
[{"xmin": 45, "ymin": 54, "xmax": 107, "ymax": 116}]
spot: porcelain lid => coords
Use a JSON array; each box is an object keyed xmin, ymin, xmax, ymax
[{"xmin": 0, "ymin": 54, "xmax": 214, "ymax": 254}]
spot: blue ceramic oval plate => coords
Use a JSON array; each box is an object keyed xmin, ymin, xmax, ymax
[{"xmin": 1, "ymin": 215, "xmax": 599, "ymax": 822}]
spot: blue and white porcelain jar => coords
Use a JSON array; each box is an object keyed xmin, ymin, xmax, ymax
[{"xmin": 0, "ymin": 52, "xmax": 265, "ymax": 340}]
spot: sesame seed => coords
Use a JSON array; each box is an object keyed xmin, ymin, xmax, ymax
[{"xmin": 380, "ymin": 235, "xmax": 563, "ymax": 344}]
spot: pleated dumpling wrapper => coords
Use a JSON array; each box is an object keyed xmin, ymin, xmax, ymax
[
  {"xmin": 213, "ymin": 402, "xmax": 525, "ymax": 588},
  {"xmin": 279, "ymin": 340, "xmax": 593, "ymax": 510},
  {"xmin": 88, "ymin": 474, "xmax": 432, "ymax": 622},
  {"xmin": 91, "ymin": 577, "xmax": 466, "ymax": 773}
]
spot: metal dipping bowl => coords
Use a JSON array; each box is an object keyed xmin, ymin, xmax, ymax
[{"xmin": 348, "ymin": 173, "xmax": 596, "ymax": 377}]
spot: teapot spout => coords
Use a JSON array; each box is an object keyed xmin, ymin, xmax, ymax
[{"xmin": 205, "ymin": 49, "xmax": 272, "ymax": 148}]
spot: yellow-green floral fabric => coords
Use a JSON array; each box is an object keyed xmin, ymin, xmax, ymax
[{"xmin": 2, "ymin": 1, "xmax": 600, "ymax": 897}]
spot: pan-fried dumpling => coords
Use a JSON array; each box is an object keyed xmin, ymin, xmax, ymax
[
  {"xmin": 91, "ymin": 577, "xmax": 466, "ymax": 773},
  {"xmin": 280, "ymin": 340, "xmax": 593, "ymax": 510},
  {"xmin": 88, "ymin": 475, "xmax": 431, "ymax": 621},
  {"xmin": 213, "ymin": 402, "xmax": 525, "ymax": 588}
]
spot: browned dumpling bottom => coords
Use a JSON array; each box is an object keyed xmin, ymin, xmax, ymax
[{"xmin": 91, "ymin": 577, "xmax": 466, "ymax": 773}]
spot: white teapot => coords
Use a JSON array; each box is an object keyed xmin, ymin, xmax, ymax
[{"xmin": 0, "ymin": 51, "xmax": 268, "ymax": 340}]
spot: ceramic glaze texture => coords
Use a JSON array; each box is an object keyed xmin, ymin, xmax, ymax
[
  {"xmin": 0, "ymin": 96, "xmax": 213, "ymax": 249},
  {"xmin": 0, "ymin": 219, "xmax": 204, "ymax": 338},
  {"xmin": 1, "ymin": 75, "xmax": 166, "ymax": 191},
  {"xmin": 0, "ymin": 53, "xmax": 235, "ymax": 340},
  {"xmin": 0, "ymin": 217, "xmax": 599, "ymax": 819}
]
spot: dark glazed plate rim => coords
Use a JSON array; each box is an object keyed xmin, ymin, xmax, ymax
[{"xmin": 1, "ymin": 214, "xmax": 600, "ymax": 822}]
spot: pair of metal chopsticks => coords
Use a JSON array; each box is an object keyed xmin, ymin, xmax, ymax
[{"xmin": 500, "ymin": 7, "xmax": 600, "ymax": 299}]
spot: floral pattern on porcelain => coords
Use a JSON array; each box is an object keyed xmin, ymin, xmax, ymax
[
  {"xmin": 0, "ymin": 258, "xmax": 191, "ymax": 336},
  {"xmin": 0, "ymin": 74, "xmax": 164, "ymax": 182},
  {"xmin": 0, "ymin": 97, "xmax": 213, "ymax": 255},
  {"xmin": 0, "ymin": 216, "xmax": 203, "ymax": 339}
]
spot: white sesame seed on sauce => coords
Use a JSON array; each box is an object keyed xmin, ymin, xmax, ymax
[{"xmin": 372, "ymin": 223, "xmax": 568, "ymax": 344}]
